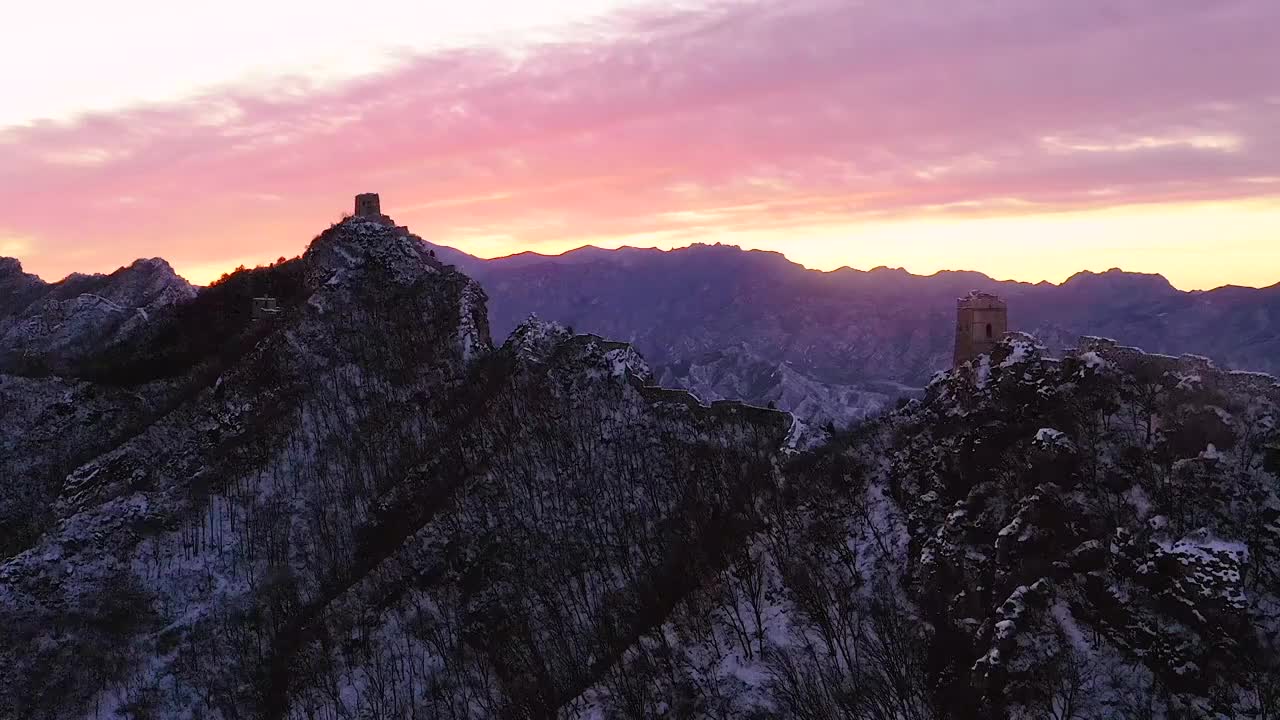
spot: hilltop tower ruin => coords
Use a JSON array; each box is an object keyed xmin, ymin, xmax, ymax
[
  {"xmin": 251, "ymin": 296, "xmax": 280, "ymax": 320},
  {"xmin": 354, "ymin": 193, "xmax": 381, "ymax": 218},
  {"xmin": 954, "ymin": 291, "xmax": 1008, "ymax": 366}
]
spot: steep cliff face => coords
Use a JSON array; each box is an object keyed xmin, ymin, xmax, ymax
[
  {"xmin": 0, "ymin": 373, "xmax": 172, "ymax": 559},
  {"xmin": 0, "ymin": 257, "xmax": 196, "ymax": 375},
  {"xmin": 0, "ymin": 218, "xmax": 791, "ymax": 719}
]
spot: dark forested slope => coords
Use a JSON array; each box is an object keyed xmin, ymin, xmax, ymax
[
  {"xmin": 0, "ymin": 217, "xmax": 791, "ymax": 719},
  {"xmin": 567, "ymin": 335, "xmax": 1280, "ymax": 719},
  {"xmin": 2, "ymin": 223, "xmax": 1277, "ymax": 718}
]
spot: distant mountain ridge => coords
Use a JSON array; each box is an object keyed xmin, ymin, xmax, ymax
[
  {"xmin": 427, "ymin": 240, "xmax": 1280, "ymax": 384},
  {"xmin": 7, "ymin": 242, "xmax": 1277, "ymax": 431},
  {"xmin": 0, "ymin": 257, "xmax": 195, "ymax": 375}
]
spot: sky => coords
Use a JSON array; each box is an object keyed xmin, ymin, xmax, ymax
[{"xmin": 2, "ymin": 0, "xmax": 1278, "ymax": 290}]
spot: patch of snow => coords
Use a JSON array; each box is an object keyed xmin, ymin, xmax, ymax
[
  {"xmin": 1050, "ymin": 600, "xmax": 1093, "ymax": 655},
  {"xmin": 999, "ymin": 339, "xmax": 1033, "ymax": 368},
  {"xmin": 1080, "ymin": 351, "xmax": 1108, "ymax": 370},
  {"xmin": 1228, "ymin": 369, "xmax": 1277, "ymax": 381},
  {"xmin": 975, "ymin": 354, "xmax": 992, "ymax": 388},
  {"xmin": 1124, "ymin": 485, "xmax": 1152, "ymax": 520},
  {"xmin": 603, "ymin": 346, "xmax": 649, "ymax": 380},
  {"xmin": 1034, "ymin": 427, "xmax": 1062, "ymax": 442},
  {"xmin": 1034, "ymin": 427, "xmax": 1076, "ymax": 452},
  {"xmin": 456, "ymin": 281, "xmax": 487, "ymax": 362}
]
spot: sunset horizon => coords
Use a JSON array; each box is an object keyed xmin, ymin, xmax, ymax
[
  {"xmin": 4, "ymin": 0, "xmax": 1278, "ymax": 292},
  {"xmin": 8, "ymin": 206, "xmax": 1280, "ymax": 293},
  {"xmin": 6, "ymin": 4, "xmax": 1280, "ymax": 715}
]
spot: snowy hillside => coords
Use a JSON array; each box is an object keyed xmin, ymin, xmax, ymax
[
  {"xmin": 2, "ymin": 220, "xmax": 1277, "ymax": 718},
  {"xmin": 567, "ymin": 334, "xmax": 1280, "ymax": 718},
  {"xmin": 0, "ymin": 216, "xmax": 791, "ymax": 719},
  {"xmin": 655, "ymin": 343, "xmax": 903, "ymax": 441},
  {"xmin": 0, "ymin": 257, "xmax": 195, "ymax": 375}
]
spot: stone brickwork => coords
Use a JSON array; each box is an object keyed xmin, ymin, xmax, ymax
[
  {"xmin": 354, "ymin": 193, "xmax": 381, "ymax": 218},
  {"xmin": 954, "ymin": 291, "xmax": 1008, "ymax": 366}
]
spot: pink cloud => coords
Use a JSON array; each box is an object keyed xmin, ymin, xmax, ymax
[{"xmin": 2, "ymin": 0, "xmax": 1277, "ymax": 283}]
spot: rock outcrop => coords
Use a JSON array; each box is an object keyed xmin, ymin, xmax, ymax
[{"xmin": 0, "ymin": 256, "xmax": 195, "ymax": 375}]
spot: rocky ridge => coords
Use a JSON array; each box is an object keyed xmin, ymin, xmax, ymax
[
  {"xmin": 0, "ymin": 256, "xmax": 196, "ymax": 375},
  {"xmin": 0, "ymin": 216, "xmax": 793, "ymax": 719},
  {"xmin": 2, "ymin": 222, "xmax": 1277, "ymax": 718},
  {"xmin": 562, "ymin": 334, "xmax": 1280, "ymax": 719}
]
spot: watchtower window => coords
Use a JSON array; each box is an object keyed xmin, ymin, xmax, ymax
[{"xmin": 985, "ymin": 323, "xmax": 993, "ymax": 338}]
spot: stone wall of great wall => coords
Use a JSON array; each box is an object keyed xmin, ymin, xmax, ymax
[{"xmin": 1072, "ymin": 335, "xmax": 1280, "ymax": 398}]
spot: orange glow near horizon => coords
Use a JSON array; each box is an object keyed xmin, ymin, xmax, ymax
[
  {"xmin": 3, "ymin": 1, "xmax": 1278, "ymax": 292},
  {"xmin": 8, "ymin": 195, "xmax": 1279, "ymax": 293},
  {"xmin": 388, "ymin": 198, "xmax": 1280, "ymax": 292}
]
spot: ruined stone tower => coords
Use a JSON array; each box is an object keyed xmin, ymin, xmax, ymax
[
  {"xmin": 354, "ymin": 193, "xmax": 381, "ymax": 218},
  {"xmin": 251, "ymin": 296, "xmax": 280, "ymax": 320},
  {"xmin": 954, "ymin": 291, "xmax": 1008, "ymax": 366}
]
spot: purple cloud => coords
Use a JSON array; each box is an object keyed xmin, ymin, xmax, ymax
[{"xmin": 1, "ymin": 0, "xmax": 1276, "ymax": 282}]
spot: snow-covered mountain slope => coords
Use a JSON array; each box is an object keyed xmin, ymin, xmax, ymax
[
  {"xmin": 0, "ymin": 216, "xmax": 792, "ymax": 719},
  {"xmin": 0, "ymin": 372, "xmax": 177, "ymax": 559},
  {"xmin": 0, "ymin": 256, "xmax": 195, "ymax": 375},
  {"xmin": 4, "ymin": 221, "xmax": 1278, "ymax": 718},
  {"xmin": 656, "ymin": 342, "xmax": 903, "ymax": 441},
  {"xmin": 565, "ymin": 334, "xmax": 1280, "ymax": 719}
]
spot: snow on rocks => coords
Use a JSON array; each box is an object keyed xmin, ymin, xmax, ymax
[
  {"xmin": 0, "ymin": 257, "xmax": 194, "ymax": 373},
  {"xmin": 975, "ymin": 353, "xmax": 992, "ymax": 388},
  {"xmin": 998, "ymin": 333, "xmax": 1041, "ymax": 368},
  {"xmin": 1079, "ymin": 351, "xmax": 1109, "ymax": 370},
  {"xmin": 601, "ymin": 344, "xmax": 650, "ymax": 380},
  {"xmin": 1157, "ymin": 536, "xmax": 1249, "ymax": 611},
  {"xmin": 1033, "ymin": 427, "xmax": 1075, "ymax": 452},
  {"xmin": 973, "ymin": 579, "xmax": 1053, "ymax": 674},
  {"xmin": 1173, "ymin": 371, "xmax": 1203, "ymax": 390},
  {"xmin": 302, "ymin": 215, "xmax": 445, "ymax": 289},
  {"xmin": 456, "ymin": 280, "xmax": 489, "ymax": 362}
]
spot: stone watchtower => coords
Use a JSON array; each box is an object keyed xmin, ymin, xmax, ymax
[
  {"xmin": 954, "ymin": 291, "xmax": 1008, "ymax": 366},
  {"xmin": 354, "ymin": 193, "xmax": 381, "ymax": 218},
  {"xmin": 251, "ymin": 296, "xmax": 280, "ymax": 320}
]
